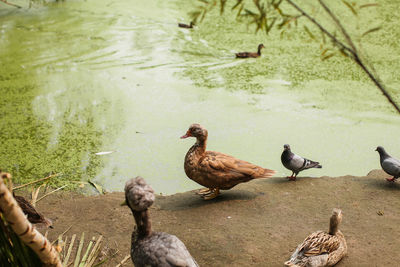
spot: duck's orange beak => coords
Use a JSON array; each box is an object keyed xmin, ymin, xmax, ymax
[{"xmin": 180, "ymin": 131, "xmax": 191, "ymax": 139}]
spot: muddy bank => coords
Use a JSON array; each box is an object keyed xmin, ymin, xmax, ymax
[{"xmin": 37, "ymin": 170, "xmax": 399, "ymax": 266}]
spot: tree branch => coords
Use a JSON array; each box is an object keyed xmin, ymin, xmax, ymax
[
  {"xmin": 319, "ymin": 0, "xmax": 357, "ymax": 52},
  {"xmin": 285, "ymin": 0, "xmax": 353, "ymax": 56},
  {"xmin": 286, "ymin": 0, "xmax": 400, "ymax": 114},
  {"xmin": 0, "ymin": 0, "xmax": 22, "ymax": 8}
]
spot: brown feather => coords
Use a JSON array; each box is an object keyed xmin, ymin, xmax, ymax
[
  {"xmin": 300, "ymin": 231, "xmax": 341, "ymax": 256},
  {"xmin": 14, "ymin": 194, "xmax": 53, "ymax": 228},
  {"xmin": 285, "ymin": 209, "xmax": 347, "ymax": 267}
]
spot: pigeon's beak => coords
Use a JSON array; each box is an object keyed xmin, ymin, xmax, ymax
[{"xmin": 180, "ymin": 131, "xmax": 191, "ymax": 139}]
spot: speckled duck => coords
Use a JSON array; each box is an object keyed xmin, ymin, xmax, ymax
[{"xmin": 125, "ymin": 176, "xmax": 198, "ymax": 267}]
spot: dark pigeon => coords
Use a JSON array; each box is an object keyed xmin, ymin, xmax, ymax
[
  {"xmin": 281, "ymin": 144, "xmax": 322, "ymax": 181},
  {"xmin": 375, "ymin": 146, "xmax": 400, "ymax": 182}
]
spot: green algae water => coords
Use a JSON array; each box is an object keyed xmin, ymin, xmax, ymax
[{"xmin": 1, "ymin": 0, "xmax": 399, "ymax": 194}]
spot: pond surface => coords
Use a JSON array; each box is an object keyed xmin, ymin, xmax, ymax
[{"xmin": 1, "ymin": 0, "xmax": 400, "ymax": 194}]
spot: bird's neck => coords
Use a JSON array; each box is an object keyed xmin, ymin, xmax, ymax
[
  {"xmin": 189, "ymin": 135, "xmax": 207, "ymax": 157},
  {"xmin": 257, "ymin": 46, "xmax": 262, "ymax": 55},
  {"xmin": 281, "ymin": 150, "xmax": 293, "ymax": 163},
  {"xmin": 133, "ymin": 209, "xmax": 152, "ymax": 238},
  {"xmin": 379, "ymin": 151, "xmax": 389, "ymax": 161},
  {"xmin": 328, "ymin": 216, "xmax": 339, "ymax": 235}
]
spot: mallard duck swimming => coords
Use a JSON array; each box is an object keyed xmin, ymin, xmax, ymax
[
  {"xmin": 235, "ymin": 44, "xmax": 265, "ymax": 58},
  {"xmin": 125, "ymin": 177, "xmax": 198, "ymax": 267},
  {"xmin": 285, "ymin": 208, "xmax": 347, "ymax": 267},
  {"xmin": 375, "ymin": 146, "xmax": 400, "ymax": 182},
  {"xmin": 13, "ymin": 193, "xmax": 53, "ymax": 228},
  {"xmin": 178, "ymin": 22, "xmax": 194, "ymax": 28},
  {"xmin": 281, "ymin": 144, "xmax": 322, "ymax": 181},
  {"xmin": 181, "ymin": 123, "xmax": 276, "ymax": 200}
]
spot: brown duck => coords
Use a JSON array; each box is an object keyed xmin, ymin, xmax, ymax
[
  {"xmin": 235, "ymin": 43, "xmax": 265, "ymax": 58},
  {"xmin": 14, "ymin": 193, "xmax": 53, "ymax": 228},
  {"xmin": 178, "ymin": 22, "xmax": 194, "ymax": 28},
  {"xmin": 285, "ymin": 208, "xmax": 347, "ymax": 267},
  {"xmin": 181, "ymin": 123, "xmax": 276, "ymax": 200}
]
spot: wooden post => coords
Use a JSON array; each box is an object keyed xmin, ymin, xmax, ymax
[{"xmin": 0, "ymin": 172, "xmax": 62, "ymax": 267}]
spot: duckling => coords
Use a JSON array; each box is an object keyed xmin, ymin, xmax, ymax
[
  {"xmin": 235, "ymin": 44, "xmax": 265, "ymax": 58},
  {"xmin": 178, "ymin": 22, "xmax": 194, "ymax": 28},
  {"xmin": 125, "ymin": 177, "xmax": 198, "ymax": 267},
  {"xmin": 285, "ymin": 208, "xmax": 347, "ymax": 267}
]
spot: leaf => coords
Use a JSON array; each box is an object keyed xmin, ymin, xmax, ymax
[
  {"xmin": 339, "ymin": 48, "xmax": 350, "ymax": 58},
  {"xmin": 278, "ymin": 17, "xmax": 291, "ymax": 29},
  {"xmin": 244, "ymin": 8, "xmax": 257, "ymax": 16},
  {"xmin": 360, "ymin": 3, "xmax": 378, "ymax": 8},
  {"xmin": 280, "ymin": 29, "xmax": 286, "ymax": 39},
  {"xmin": 236, "ymin": 3, "xmax": 244, "ymax": 18},
  {"xmin": 88, "ymin": 180, "xmax": 104, "ymax": 194},
  {"xmin": 321, "ymin": 31, "xmax": 326, "ymax": 44},
  {"xmin": 189, "ymin": 10, "xmax": 202, "ymax": 22},
  {"xmin": 321, "ymin": 48, "xmax": 330, "ymax": 56},
  {"xmin": 361, "ymin": 26, "xmax": 381, "ymax": 37},
  {"xmin": 266, "ymin": 17, "xmax": 277, "ymax": 34},
  {"xmin": 341, "ymin": 0, "xmax": 358, "ymax": 16},
  {"xmin": 304, "ymin": 25, "xmax": 315, "ymax": 40},
  {"xmin": 321, "ymin": 53, "xmax": 335, "ymax": 61},
  {"xmin": 220, "ymin": 0, "xmax": 227, "ymax": 14},
  {"xmin": 200, "ymin": 9, "xmax": 208, "ymax": 22},
  {"xmin": 232, "ymin": 0, "xmax": 243, "ymax": 10}
]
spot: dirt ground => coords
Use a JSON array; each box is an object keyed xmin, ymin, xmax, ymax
[{"xmin": 33, "ymin": 170, "xmax": 400, "ymax": 266}]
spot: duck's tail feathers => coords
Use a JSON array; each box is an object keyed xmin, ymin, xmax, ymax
[
  {"xmin": 258, "ymin": 168, "xmax": 277, "ymax": 178},
  {"xmin": 284, "ymin": 261, "xmax": 300, "ymax": 267}
]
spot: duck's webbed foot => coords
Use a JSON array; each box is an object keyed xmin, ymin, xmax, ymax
[
  {"xmin": 201, "ymin": 188, "xmax": 220, "ymax": 200},
  {"xmin": 197, "ymin": 188, "xmax": 213, "ymax": 195},
  {"xmin": 386, "ymin": 177, "xmax": 396, "ymax": 182}
]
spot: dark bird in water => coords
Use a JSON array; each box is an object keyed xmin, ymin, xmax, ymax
[
  {"xmin": 125, "ymin": 177, "xmax": 198, "ymax": 267},
  {"xmin": 235, "ymin": 43, "xmax": 265, "ymax": 58},
  {"xmin": 178, "ymin": 21, "xmax": 194, "ymax": 28},
  {"xmin": 181, "ymin": 123, "xmax": 276, "ymax": 200},
  {"xmin": 281, "ymin": 144, "xmax": 322, "ymax": 181},
  {"xmin": 376, "ymin": 146, "xmax": 400, "ymax": 182},
  {"xmin": 13, "ymin": 193, "xmax": 53, "ymax": 228},
  {"xmin": 284, "ymin": 208, "xmax": 347, "ymax": 267}
]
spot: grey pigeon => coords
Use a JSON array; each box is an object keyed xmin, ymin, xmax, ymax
[
  {"xmin": 375, "ymin": 146, "xmax": 400, "ymax": 182},
  {"xmin": 125, "ymin": 177, "xmax": 198, "ymax": 267},
  {"xmin": 281, "ymin": 144, "xmax": 322, "ymax": 180}
]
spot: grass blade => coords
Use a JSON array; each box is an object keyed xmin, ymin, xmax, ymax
[
  {"xmin": 79, "ymin": 237, "xmax": 94, "ymax": 267},
  {"xmin": 63, "ymin": 234, "xmax": 76, "ymax": 267},
  {"xmin": 85, "ymin": 235, "xmax": 103, "ymax": 267},
  {"xmin": 73, "ymin": 232, "xmax": 85, "ymax": 267}
]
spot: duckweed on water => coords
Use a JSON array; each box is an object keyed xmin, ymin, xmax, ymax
[{"xmin": 0, "ymin": 0, "xmax": 400, "ymax": 194}]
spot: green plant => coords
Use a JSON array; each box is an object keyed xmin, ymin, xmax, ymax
[{"xmin": 190, "ymin": 0, "xmax": 400, "ymax": 114}]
